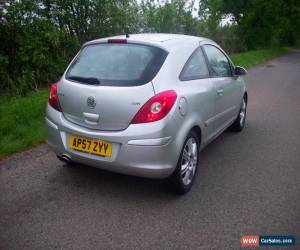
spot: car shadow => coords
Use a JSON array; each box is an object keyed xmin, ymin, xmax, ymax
[
  {"xmin": 48, "ymin": 122, "xmax": 253, "ymax": 201},
  {"xmin": 50, "ymin": 158, "xmax": 181, "ymax": 202}
]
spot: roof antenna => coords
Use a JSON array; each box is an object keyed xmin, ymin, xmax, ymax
[{"xmin": 125, "ymin": 27, "xmax": 130, "ymax": 38}]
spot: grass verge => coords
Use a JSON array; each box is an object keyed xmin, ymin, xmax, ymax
[
  {"xmin": 0, "ymin": 47, "xmax": 294, "ymax": 158},
  {"xmin": 0, "ymin": 89, "xmax": 48, "ymax": 158},
  {"xmin": 230, "ymin": 47, "xmax": 292, "ymax": 68}
]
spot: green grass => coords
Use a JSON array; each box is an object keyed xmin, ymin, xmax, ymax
[
  {"xmin": 0, "ymin": 89, "xmax": 48, "ymax": 158},
  {"xmin": 230, "ymin": 47, "xmax": 292, "ymax": 68},
  {"xmin": 0, "ymin": 47, "xmax": 294, "ymax": 158}
]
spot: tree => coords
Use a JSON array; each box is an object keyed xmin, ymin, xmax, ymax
[
  {"xmin": 0, "ymin": 0, "xmax": 299, "ymax": 94},
  {"xmin": 140, "ymin": 0, "xmax": 199, "ymax": 34},
  {"xmin": 198, "ymin": 0, "xmax": 300, "ymax": 49}
]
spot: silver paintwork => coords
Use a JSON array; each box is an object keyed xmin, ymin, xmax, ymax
[{"xmin": 45, "ymin": 33, "xmax": 247, "ymax": 179}]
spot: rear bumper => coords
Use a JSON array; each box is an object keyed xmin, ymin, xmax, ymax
[{"xmin": 45, "ymin": 104, "xmax": 180, "ymax": 179}]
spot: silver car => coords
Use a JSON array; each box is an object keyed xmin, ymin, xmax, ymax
[{"xmin": 46, "ymin": 33, "xmax": 247, "ymax": 194}]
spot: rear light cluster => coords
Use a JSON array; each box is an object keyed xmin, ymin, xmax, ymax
[
  {"xmin": 49, "ymin": 82, "xmax": 62, "ymax": 112},
  {"xmin": 131, "ymin": 90, "xmax": 177, "ymax": 124}
]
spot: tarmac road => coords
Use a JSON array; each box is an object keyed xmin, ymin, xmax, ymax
[{"xmin": 1, "ymin": 50, "xmax": 300, "ymax": 250}]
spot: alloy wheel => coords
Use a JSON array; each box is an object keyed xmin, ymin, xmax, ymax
[
  {"xmin": 239, "ymin": 99, "xmax": 246, "ymax": 127},
  {"xmin": 180, "ymin": 137, "xmax": 198, "ymax": 186}
]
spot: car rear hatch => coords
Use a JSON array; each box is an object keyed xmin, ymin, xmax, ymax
[{"xmin": 57, "ymin": 39, "xmax": 168, "ymax": 131}]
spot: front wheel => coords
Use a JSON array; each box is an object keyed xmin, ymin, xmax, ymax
[
  {"xmin": 169, "ymin": 130, "xmax": 200, "ymax": 194},
  {"xmin": 230, "ymin": 96, "xmax": 247, "ymax": 132}
]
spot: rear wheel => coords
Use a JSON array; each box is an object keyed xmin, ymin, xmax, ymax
[
  {"xmin": 230, "ymin": 96, "xmax": 247, "ymax": 132},
  {"xmin": 169, "ymin": 130, "xmax": 200, "ymax": 194}
]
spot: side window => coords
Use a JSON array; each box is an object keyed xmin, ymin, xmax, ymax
[
  {"xmin": 180, "ymin": 48, "xmax": 209, "ymax": 81},
  {"xmin": 203, "ymin": 45, "xmax": 232, "ymax": 77}
]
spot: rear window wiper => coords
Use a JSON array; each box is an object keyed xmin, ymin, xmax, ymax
[{"xmin": 67, "ymin": 76, "xmax": 101, "ymax": 85}]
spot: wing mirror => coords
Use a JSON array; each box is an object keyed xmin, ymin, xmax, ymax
[{"xmin": 234, "ymin": 66, "xmax": 247, "ymax": 76}]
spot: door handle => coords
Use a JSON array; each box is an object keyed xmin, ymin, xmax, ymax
[{"xmin": 217, "ymin": 88, "xmax": 224, "ymax": 96}]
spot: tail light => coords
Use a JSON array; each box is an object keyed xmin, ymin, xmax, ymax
[
  {"xmin": 131, "ymin": 90, "xmax": 177, "ymax": 124},
  {"xmin": 49, "ymin": 82, "xmax": 62, "ymax": 112}
]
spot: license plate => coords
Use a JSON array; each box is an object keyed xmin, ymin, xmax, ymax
[{"xmin": 69, "ymin": 135, "xmax": 112, "ymax": 157}]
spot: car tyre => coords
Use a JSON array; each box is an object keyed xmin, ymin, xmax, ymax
[
  {"xmin": 169, "ymin": 130, "xmax": 200, "ymax": 194},
  {"xmin": 230, "ymin": 96, "xmax": 247, "ymax": 132}
]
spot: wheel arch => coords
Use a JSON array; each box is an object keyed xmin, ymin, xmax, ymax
[{"xmin": 190, "ymin": 125, "xmax": 202, "ymax": 146}]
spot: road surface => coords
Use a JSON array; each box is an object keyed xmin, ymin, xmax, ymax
[{"xmin": 1, "ymin": 50, "xmax": 300, "ymax": 250}]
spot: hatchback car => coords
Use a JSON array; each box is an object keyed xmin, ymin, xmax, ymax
[{"xmin": 46, "ymin": 33, "xmax": 247, "ymax": 194}]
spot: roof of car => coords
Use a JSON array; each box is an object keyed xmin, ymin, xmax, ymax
[
  {"xmin": 84, "ymin": 33, "xmax": 213, "ymax": 51},
  {"xmin": 121, "ymin": 33, "xmax": 203, "ymax": 42}
]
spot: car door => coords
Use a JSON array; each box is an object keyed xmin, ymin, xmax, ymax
[
  {"xmin": 179, "ymin": 47, "xmax": 216, "ymax": 142},
  {"xmin": 202, "ymin": 44, "xmax": 241, "ymax": 134}
]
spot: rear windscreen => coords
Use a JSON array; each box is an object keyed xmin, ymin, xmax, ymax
[{"xmin": 65, "ymin": 43, "xmax": 168, "ymax": 86}]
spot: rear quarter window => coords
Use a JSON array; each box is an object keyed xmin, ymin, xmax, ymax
[
  {"xmin": 66, "ymin": 43, "xmax": 168, "ymax": 86},
  {"xmin": 180, "ymin": 47, "xmax": 209, "ymax": 81}
]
